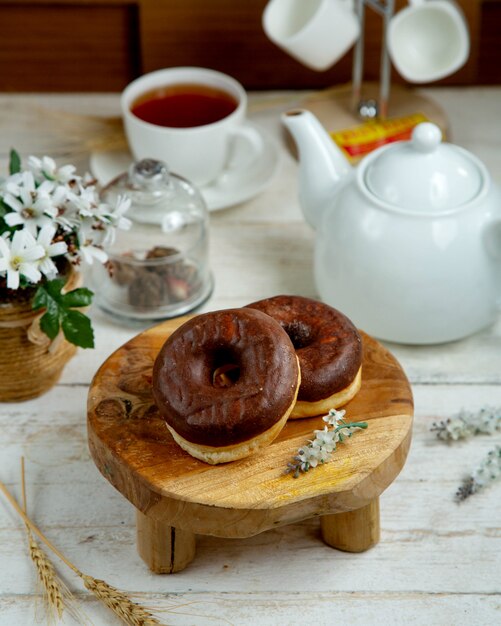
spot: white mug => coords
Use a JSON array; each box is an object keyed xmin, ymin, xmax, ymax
[
  {"xmin": 262, "ymin": 0, "xmax": 360, "ymax": 71},
  {"xmin": 121, "ymin": 67, "xmax": 263, "ymax": 187},
  {"xmin": 388, "ymin": 0, "xmax": 469, "ymax": 83}
]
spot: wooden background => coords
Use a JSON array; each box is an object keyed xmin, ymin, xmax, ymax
[{"xmin": 0, "ymin": 0, "xmax": 499, "ymax": 92}]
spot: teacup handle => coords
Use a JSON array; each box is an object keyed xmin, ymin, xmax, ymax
[{"xmin": 226, "ymin": 125, "xmax": 264, "ymax": 172}]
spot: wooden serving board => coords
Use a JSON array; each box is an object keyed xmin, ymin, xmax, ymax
[{"xmin": 87, "ymin": 316, "xmax": 413, "ymax": 573}]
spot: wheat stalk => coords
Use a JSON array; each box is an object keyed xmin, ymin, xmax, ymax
[
  {"xmin": 0, "ymin": 474, "xmax": 167, "ymax": 626},
  {"xmin": 81, "ymin": 575, "xmax": 163, "ymax": 626},
  {"xmin": 20, "ymin": 458, "xmax": 78, "ymax": 623},
  {"xmin": 26, "ymin": 535, "xmax": 66, "ymax": 621}
]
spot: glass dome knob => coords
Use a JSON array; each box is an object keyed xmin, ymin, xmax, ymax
[{"xmin": 129, "ymin": 159, "xmax": 170, "ymax": 188}]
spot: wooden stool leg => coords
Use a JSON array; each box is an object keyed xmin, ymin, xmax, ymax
[
  {"xmin": 320, "ymin": 498, "xmax": 380, "ymax": 552},
  {"xmin": 136, "ymin": 510, "xmax": 196, "ymax": 573}
]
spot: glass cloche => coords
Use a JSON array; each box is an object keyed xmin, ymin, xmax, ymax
[{"xmin": 92, "ymin": 159, "xmax": 213, "ymax": 322}]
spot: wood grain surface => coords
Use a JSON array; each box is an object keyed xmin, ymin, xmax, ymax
[{"xmin": 88, "ymin": 317, "xmax": 413, "ymax": 537}]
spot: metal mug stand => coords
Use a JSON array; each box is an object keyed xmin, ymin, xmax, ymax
[{"xmin": 352, "ymin": 0, "xmax": 395, "ymax": 120}]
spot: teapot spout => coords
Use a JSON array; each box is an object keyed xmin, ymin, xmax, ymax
[{"xmin": 282, "ymin": 109, "xmax": 352, "ymax": 228}]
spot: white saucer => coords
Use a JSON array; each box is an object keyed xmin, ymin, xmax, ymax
[{"xmin": 89, "ymin": 123, "xmax": 280, "ymax": 211}]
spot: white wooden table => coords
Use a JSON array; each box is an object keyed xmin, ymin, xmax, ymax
[{"xmin": 1, "ymin": 88, "xmax": 500, "ymax": 625}]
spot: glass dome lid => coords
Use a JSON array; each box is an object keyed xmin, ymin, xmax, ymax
[
  {"xmin": 94, "ymin": 159, "xmax": 213, "ymax": 323},
  {"xmin": 363, "ymin": 123, "xmax": 484, "ymax": 213}
]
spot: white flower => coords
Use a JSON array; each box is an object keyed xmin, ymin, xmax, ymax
[
  {"xmin": 99, "ymin": 197, "xmax": 131, "ymax": 246},
  {"xmin": 473, "ymin": 446, "xmax": 501, "ymax": 486},
  {"xmin": 3, "ymin": 171, "xmax": 57, "ymax": 235},
  {"xmin": 296, "ymin": 446, "xmax": 321, "ymax": 471},
  {"xmin": 312, "ymin": 427, "xmax": 339, "ymax": 454},
  {"xmin": 2, "ymin": 169, "xmax": 53, "ymax": 197},
  {"xmin": 77, "ymin": 217, "xmax": 104, "ymax": 246},
  {"xmin": 52, "ymin": 192, "xmax": 80, "ymax": 232},
  {"xmin": 323, "ymin": 408, "xmax": 346, "ymax": 427},
  {"xmin": 0, "ymin": 229, "xmax": 44, "ymax": 289},
  {"xmin": 310, "ymin": 442, "xmax": 333, "ymax": 464},
  {"xmin": 479, "ymin": 409, "xmax": 501, "ymax": 435},
  {"xmin": 75, "ymin": 231, "xmax": 108, "ymax": 265},
  {"xmin": 35, "ymin": 224, "xmax": 68, "ymax": 278},
  {"xmin": 75, "ymin": 194, "xmax": 131, "ymax": 250},
  {"xmin": 2, "ymin": 172, "xmax": 25, "ymax": 195},
  {"xmin": 94, "ymin": 196, "xmax": 131, "ymax": 231},
  {"xmin": 78, "ymin": 244, "xmax": 108, "ymax": 265},
  {"xmin": 27, "ymin": 155, "xmax": 77, "ymax": 184},
  {"xmin": 48, "ymin": 184, "xmax": 75, "ymax": 229},
  {"xmin": 456, "ymin": 446, "xmax": 501, "ymax": 501},
  {"xmin": 77, "ymin": 215, "xmax": 116, "ymax": 250},
  {"xmin": 445, "ymin": 417, "xmax": 467, "ymax": 441},
  {"xmin": 66, "ymin": 183, "xmax": 99, "ymax": 217}
]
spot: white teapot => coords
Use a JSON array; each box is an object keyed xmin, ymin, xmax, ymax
[{"xmin": 283, "ymin": 110, "xmax": 501, "ymax": 344}]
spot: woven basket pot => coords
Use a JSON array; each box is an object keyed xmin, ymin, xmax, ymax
[{"xmin": 0, "ymin": 268, "xmax": 81, "ymax": 402}]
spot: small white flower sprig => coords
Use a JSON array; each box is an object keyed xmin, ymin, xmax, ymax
[
  {"xmin": 455, "ymin": 445, "xmax": 501, "ymax": 502},
  {"xmin": 430, "ymin": 407, "xmax": 501, "ymax": 502},
  {"xmin": 431, "ymin": 407, "xmax": 501, "ymax": 442},
  {"xmin": 286, "ymin": 408, "xmax": 368, "ymax": 478}
]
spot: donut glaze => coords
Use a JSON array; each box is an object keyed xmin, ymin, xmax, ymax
[
  {"xmin": 152, "ymin": 308, "xmax": 300, "ymax": 446},
  {"xmin": 246, "ymin": 295, "xmax": 362, "ymax": 403}
]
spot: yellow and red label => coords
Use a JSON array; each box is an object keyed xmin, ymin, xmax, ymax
[{"xmin": 330, "ymin": 113, "xmax": 431, "ymax": 163}]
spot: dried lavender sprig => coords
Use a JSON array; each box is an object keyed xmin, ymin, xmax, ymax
[
  {"xmin": 455, "ymin": 445, "xmax": 501, "ymax": 502},
  {"xmin": 286, "ymin": 408, "xmax": 368, "ymax": 478},
  {"xmin": 431, "ymin": 407, "xmax": 501, "ymax": 442}
]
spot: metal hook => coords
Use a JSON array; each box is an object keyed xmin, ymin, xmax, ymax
[{"xmin": 351, "ymin": 0, "xmax": 395, "ymax": 120}]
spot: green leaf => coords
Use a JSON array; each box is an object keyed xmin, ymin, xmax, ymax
[
  {"xmin": 60, "ymin": 287, "xmax": 94, "ymax": 308},
  {"xmin": 39, "ymin": 309, "xmax": 60, "ymax": 340},
  {"xmin": 32, "ymin": 285, "xmax": 50, "ymax": 311},
  {"xmin": 61, "ymin": 309, "xmax": 94, "ymax": 349},
  {"xmin": 9, "ymin": 149, "xmax": 21, "ymax": 175},
  {"xmin": 44, "ymin": 278, "xmax": 65, "ymax": 300},
  {"xmin": 32, "ymin": 278, "xmax": 95, "ymax": 349}
]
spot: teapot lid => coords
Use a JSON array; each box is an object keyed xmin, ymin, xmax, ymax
[{"xmin": 364, "ymin": 123, "xmax": 483, "ymax": 213}]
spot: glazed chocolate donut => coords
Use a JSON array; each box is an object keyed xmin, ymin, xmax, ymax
[
  {"xmin": 246, "ymin": 295, "xmax": 362, "ymax": 418},
  {"xmin": 152, "ymin": 308, "xmax": 300, "ymax": 464}
]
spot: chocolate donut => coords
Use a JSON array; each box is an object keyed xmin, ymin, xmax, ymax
[
  {"xmin": 152, "ymin": 308, "xmax": 300, "ymax": 464},
  {"xmin": 246, "ymin": 295, "xmax": 362, "ymax": 418}
]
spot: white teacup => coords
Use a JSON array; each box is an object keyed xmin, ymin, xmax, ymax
[
  {"xmin": 121, "ymin": 67, "xmax": 263, "ymax": 187},
  {"xmin": 388, "ymin": 0, "xmax": 469, "ymax": 83},
  {"xmin": 262, "ymin": 0, "xmax": 360, "ymax": 71}
]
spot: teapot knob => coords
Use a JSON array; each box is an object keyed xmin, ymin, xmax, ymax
[{"xmin": 411, "ymin": 123, "xmax": 442, "ymax": 153}]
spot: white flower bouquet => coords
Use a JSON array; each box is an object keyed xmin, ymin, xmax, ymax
[{"xmin": 0, "ymin": 150, "xmax": 130, "ymax": 348}]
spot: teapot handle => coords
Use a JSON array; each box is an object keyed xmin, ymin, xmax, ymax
[{"xmin": 484, "ymin": 216, "xmax": 501, "ymax": 311}]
